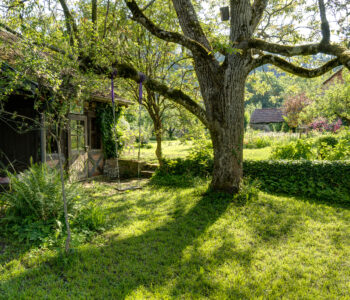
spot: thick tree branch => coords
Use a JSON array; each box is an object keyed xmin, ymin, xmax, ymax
[
  {"xmin": 125, "ymin": 1, "xmax": 218, "ymax": 67},
  {"xmin": 318, "ymin": 0, "xmax": 330, "ymax": 44},
  {"xmin": 112, "ymin": 63, "xmax": 209, "ymax": 128},
  {"xmin": 254, "ymin": 55, "xmax": 341, "ymax": 77},
  {"xmin": 250, "ymin": 0, "xmax": 268, "ymax": 32},
  {"xmin": 58, "ymin": 0, "xmax": 81, "ymax": 47},
  {"xmin": 171, "ymin": 0, "xmax": 211, "ymax": 49},
  {"xmin": 245, "ymin": 38, "xmax": 321, "ymax": 56},
  {"xmin": 245, "ymin": 38, "xmax": 350, "ymax": 70}
]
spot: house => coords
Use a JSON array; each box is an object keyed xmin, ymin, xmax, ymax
[
  {"xmin": 322, "ymin": 68, "xmax": 344, "ymax": 88},
  {"xmin": 0, "ymin": 65, "xmax": 131, "ymax": 180},
  {"xmin": 0, "ymin": 29, "xmax": 131, "ymax": 180},
  {"xmin": 250, "ymin": 108, "xmax": 284, "ymax": 131}
]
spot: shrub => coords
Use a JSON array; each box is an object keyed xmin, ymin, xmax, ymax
[
  {"xmin": 244, "ymin": 135, "xmax": 272, "ymax": 149},
  {"xmin": 157, "ymin": 157, "xmax": 350, "ymax": 203},
  {"xmin": 317, "ymin": 136, "xmax": 338, "ymax": 147},
  {"xmin": 158, "ymin": 138, "xmax": 213, "ymax": 177},
  {"xmin": 270, "ymin": 139, "xmax": 313, "ymax": 160},
  {"xmin": 309, "ymin": 118, "xmax": 342, "ymax": 132},
  {"xmin": 244, "ymin": 160, "xmax": 350, "ymax": 202},
  {"xmin": 72, "ymin": 202, "xmax": 107, "ymax": 232},
  {"xmin": 0, "ymin": 163, "xmax": 106, "ymax": 244},
  {"xmin": 318, "ymin": 139, "xmax": 350, "ymax": 160},
  {"xmin": 233, "ymin": 178, "xmax": 261, "ymax": 206},
  {"xmin": 1, "ymin": 163, "xmax": 78, "ymax": 221}
]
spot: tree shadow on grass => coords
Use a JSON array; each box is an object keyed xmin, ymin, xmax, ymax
[
  {"xmin": 259, "ymin": 189, "xmax": 350, "ymax": 210},
  {"xmin": 1, "ymin": 186, "xmax": 332, "ymax": 298},
  {"xmin": 0, "ymin": 190, "xmax": 236, "ymax": 298}
]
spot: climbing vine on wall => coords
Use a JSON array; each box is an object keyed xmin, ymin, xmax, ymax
[{"xmin": 96, "ymin": 102, "xmax": 124, "ymax": 159}]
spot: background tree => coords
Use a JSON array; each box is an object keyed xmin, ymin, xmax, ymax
[
  {"xmin": 283, "ymin": 93, "xmax": 311, "ymax": 129},
  {"xmin": 120, "ymin": 5, "xmax": 199, "ymax": 164},
  {"xmin": 303, "ymin": 69, "xmax": 350, "ymax": 124}
]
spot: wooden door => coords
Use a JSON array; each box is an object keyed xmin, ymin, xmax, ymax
[{"xmin": 68, "ymin": 114, "xmax": 88, "ymax": 181}]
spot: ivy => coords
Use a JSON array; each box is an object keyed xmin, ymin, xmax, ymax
[{"xmin": 96, "ymin": 102, "xmax": 124, "ymax": 159}]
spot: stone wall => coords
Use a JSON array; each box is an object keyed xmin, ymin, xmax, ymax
[{"xmin": 104, "ymin": 159, "xmax": 157, "ymax": 179}]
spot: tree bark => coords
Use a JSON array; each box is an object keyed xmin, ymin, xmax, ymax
[
  {"xmin": 207, "ymin": 59, "xmax": 247, "ymax": 193},
  {"xmin": 57, "ymin": 137, "xmax": 71, "ymax": 254},
  {"xmin": 154, "ymin": 121, "xmax": 163, "ymax": 166}
]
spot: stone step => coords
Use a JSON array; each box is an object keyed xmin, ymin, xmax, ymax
[
  {"xmin": 140, "ymin": 170, "xmax": 155, "ymax": 178},
  {"xmin": 143, "ymin": 163, "xmax": 159, "ymax": 171}
]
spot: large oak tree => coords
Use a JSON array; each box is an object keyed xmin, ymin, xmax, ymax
[
  {"xmin": 1, "ymin": 0, "xmax": 349, "ymax": 193},
  {"xmin": 122, "ymin": 0, "xmax": 349, "ymax": 193}
]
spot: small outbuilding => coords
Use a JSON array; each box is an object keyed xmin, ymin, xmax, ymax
[
  {"xmin": 250, "ymin": 108, "xmax": 284, "ymax": 131},
  {"xmin": 0, "ymin": 29, "xmax": 132, "ymax": 180}
]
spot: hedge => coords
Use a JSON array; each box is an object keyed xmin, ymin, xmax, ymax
[
  {"xmin": 158, "ymin": 158, "xmax": 350, "ymax": 202},
  {"xmin": 244, "ymin": 160, "xmax": 350, "ymax": 202}
]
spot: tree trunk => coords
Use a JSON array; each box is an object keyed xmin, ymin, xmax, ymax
[
  {"xmin": 57, "ymin": 138, "xmax": 71, "ymax": 254},
  {"xmin": 154, "ymin": 121, "xmax": 163, "ymax": 166},
  {"xmin": 206, "ymin": 62, "xmax": 247, "ymax": 194}
]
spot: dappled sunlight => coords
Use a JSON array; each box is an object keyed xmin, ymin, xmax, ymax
[{"xmin": 1, "ymin": 181, "xmax": 349, "ymax": 298}]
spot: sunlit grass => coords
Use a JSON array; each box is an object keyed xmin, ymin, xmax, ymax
[
  {"xmin": 120, "ymin": 140, "xmax": 193, "ymax": 163},
  {"xmin": 121, "ymin": 140, "xmax": 270, "ymax": 163},
  {"xmin": 244, "ymin": 147, "xmax": 271, "ymax": 160},
  {"xmin": 1, "ymin": 180, "xmax": 349, "ymax": 299}
]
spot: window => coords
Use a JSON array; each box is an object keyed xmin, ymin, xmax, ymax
[
  {"xmin": 70, "ymin": 119, "xmax": 85, "ymax": 151},
  {"xmin": 90, "ymin": 117, "xmax": 101, "ymax": 149}
]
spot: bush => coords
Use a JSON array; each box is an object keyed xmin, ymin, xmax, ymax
[
  {"xmin": 244, "ymin": 135, "xmax": 272, "ymax": 149},
  {"xmin": 244, "ymin": 160, "xmax": 350, "ymax": 202},
  {"xmin": 157, "ymin": 156, "xmax": 350, "ymax": 202},
  {"xmin": 317, "ymin": 139, "xmax": 350, "ymax": 160},
  {"xmin": 158, "ymin": 138, "xmax": 213, "ymax": 178},
  {"xmin": 1, "ymin": 163, "xmax": 78, "ymax": 221},
  {"xmin": 317, "ymin": 136, "xmax": 338, "ymax": 147},
  {"xmin": 270, "ymin": 139, "xmax": 313, "ymax": 160},
  {"xmin": 233, "ymin": 178, "xmax": 261, "ymax": 206},
  {"xmin": 0, "ymin": 163, "xmax": 107, "ymax": 244}
]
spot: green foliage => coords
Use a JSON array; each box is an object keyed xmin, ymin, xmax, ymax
[
  {"xmin": 303, "ymin": 69, "xmax": 350, "ymax": 124},
  {"xmin": 72, "ymin": 202, "xmax": 107, "ymax": 233},
  {"xmin": 317, "ymin": 139, "xmax": 350, "ymax": 161},
  {"xmin": 270, "ymin": 134, "xmax": 350, "ymax": 161},
  {"xmin": 157, "ymin": 138, "xmax": 213, "ymax": 178},
  {"xmin": 317, "ymin": 135, "xmax": 338, "ymax": 147},
  {"xmin": 233, "ymin": 178, "xmax": 261, "ymax": 206},
  {"xmin": 244, "ymin": 160, "xmax": 350, "ymax": 202},
  {"xmin": 244, "ymin": 136, "xmax": 272, "ymax": 149},
  {"xmin": 0, "ymin": 163, "xmax": 79, "ymax": 243},
  {"xmin": 270, "ymin": 139, "xmax": 313, "ymax": 160},
  {"xmin": 96, "ymin": 103, "xmax": 123, "ymax": 159},
  {"xmin": 0, "ymin": 163, "xmax": 107, "ymax": 244},
  {"xmin": 1, "ymin": 163, "xmax": 77, "ymax": 221}
]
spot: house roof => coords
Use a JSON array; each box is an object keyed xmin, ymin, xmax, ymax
[
  {"xmin": 0, "ymin": 29, "xmax": 21, "ymax": 64},
  {"xmin": 250, "ymin": 108, "xmax": 284, "ymax": 124},
  {"xmin": 322, "ymin": 68, "xmax": 344, "ymax": 87},
  {"xmin": 91, "ymin": 92, "xmax": 132, "ymax": 107}
]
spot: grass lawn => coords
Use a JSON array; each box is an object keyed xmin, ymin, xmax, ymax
[
  {"xmin": 121, "ymin": 140, "xmax": 271, "ymax": 163},
  {"xmin": 1, "ymin": 180, "xmax": 349, "ymax": 299}
]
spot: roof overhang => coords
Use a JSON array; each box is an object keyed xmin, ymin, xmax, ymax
[{"xmin": 90, "ymin": 95, "xmax": 132, "ymax": 107}]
